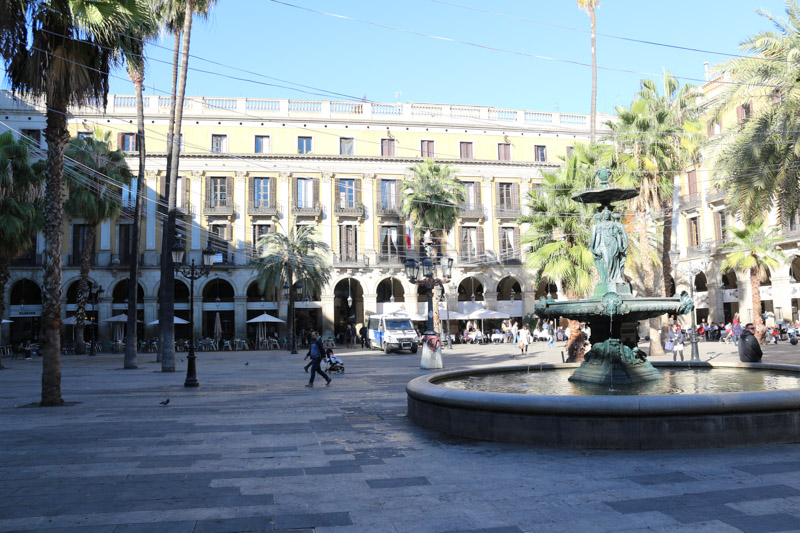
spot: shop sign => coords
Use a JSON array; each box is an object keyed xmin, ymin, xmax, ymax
[
  {"xmin": 695, "ymin": 291, "xmax": 709, "ymax": 309},
  {"xmin": 722, "ymin": 289, "xmax": 739, "ymax": 303}
]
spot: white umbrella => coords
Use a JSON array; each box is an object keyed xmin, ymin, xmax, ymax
[
  {"xmin": 148, "ymin": 317, "xmax": 189, "ymax": 325},
  {"xmin": 104, "ymin": 314, "xmax": 129, "ymax": 323},
  {"xmin": 246, "ymin": 312, "xmax": 285, "ymax": 324},
  {"xmin": 63, "ymin": 315, "xmax": 93, "ymax": 325},
  {"xmin": 1, "ymin": 319, "xmax": 12, "ymax": 324},
  {"xmin": 438, "ymin": 309, "xmax": 470, "ymax": 320},
  {"xmin": 468, "ymin": 308, "xmax": 511, "ymax": 338}
]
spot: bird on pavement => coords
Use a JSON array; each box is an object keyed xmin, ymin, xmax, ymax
[
  {"xmin": 159, "ymin": 399, "xmax": 170, "ymax": 406},
  {"xmin": 245, "ymin": 362, "xmax": 249, "ymax": 366}
]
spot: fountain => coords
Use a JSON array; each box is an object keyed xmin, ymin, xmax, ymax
[{"xmin": 406, "ymin": 169, "xmax": 800, "ymax": 449}]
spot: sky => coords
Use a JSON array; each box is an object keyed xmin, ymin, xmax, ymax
[{"xmin": 32, "ymin": 1, "xmax": 800, "ymax": 115}]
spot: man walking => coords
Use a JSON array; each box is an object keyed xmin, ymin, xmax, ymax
[
  {"xmin": 359, "ymin": 324, "xmax": 367, "ymax": 348},
  {"xmin": 738, "ymin": 323, "xmax": 763, "ymax": 363},
  {"xmin": 305, "ymin": 331, "xmax": 331, "ymax": 388}
]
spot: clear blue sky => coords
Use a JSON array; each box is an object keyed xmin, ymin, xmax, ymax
[{"xmin": 105, "ymin": 0, "xmax": 788, "ymax": 114}]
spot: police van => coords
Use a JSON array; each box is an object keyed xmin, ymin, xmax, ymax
[{"xmin": 366, "ymin": 313, "xmax": 419, "ymax": 354}]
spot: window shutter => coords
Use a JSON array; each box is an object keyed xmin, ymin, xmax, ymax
[
  {"xmin": 338, "ymin": 225, "xmax": 345, "ymax": 256},
  {"xmin": 159, "ymin": 175, "xmax": 166, "ymax": 204},
  {"xmin": 475, "ymin": 182, "xmax": 481, "ymax": 206},
  {"xmin": 182, "ymin": 175, "xmax": 189, "ymax": 207},
  {"xmin": 292, "ymin": 177, "xmax": 298, "ymax": 207},
  {"xmin": 477, "ymin": 225, "xmax": 485, "ymax": 254},
  {"xmin": 117, "ymin": 132, "xmax": 123, "ymax": 150},
  {"xmin": 226, "ymin": 176, "xmax": 233, "ymax": 206},
  {"xmin": 355, "ymin": 178, "xmax": 362, "ymax": 204},
  {"xmin": 714, "ymin": 212, "xmax": 722, "ymax": 242},
  {"xmin": 495, "ymin": 182, "xmax": 500, "ymax": 205},
  {"xmin": 707, "ymin": 120, "xmax": 713, "ymax": 138},
  {"xmin": 206, "ymin": 176, "xmax": 212, "ymax": 205},
  {"xmin": 248, "ymin": 177, "xmax": 254, "ymax": 206},
  {"xmin": 269, "ymin": 176, "xmax": 277, "ymax": 207},
  {"xmin": 335, "ymin": 177, "xmax": 341, "ymax": 208},
  {"xmin": 225, "ymin": 223, "xmax": 232, "ymax": 241},
  {"xmin": 511, "ymin": 183, "xmax": 520, "ymax": 207},
  {"xmin": 313, "ymin": 178, "xmax": 320, "ymax": 207},
  {"xmin": 514, "ymin": 227, "xmax": 520, "ymax": 252}
]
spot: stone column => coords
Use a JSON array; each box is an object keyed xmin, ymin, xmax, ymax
[
  {"xmin": 771, "ymin": 273, "xmax": 793, "ymax": 323},
  {"xmin": 234, "ymin": 295, "xmax": 247, "ymax": 339},
  {"xmin": 737, "ymin": 277, "xmax": 753, "ymax": 323},
  {"xmin": 706, "ymin": 279, "xmax": 723, "ymax": 323},
  {"xmin": 362, "ymin": 292, "xmax": 377, "ymax": 320},
  {"xmin": 233, "ymin": 171, "xmax": 247, "ymax": 265},
  {"xmin": 362, "ymin": 173, "xmax": 376, "ymax": 264},
  {"xmin": 321, "ymin": 295, "xmax": 335, "ymax": 334},
  {"xmin": 143, "ymin": 297, "xmax": 158, "ymax": 331}
]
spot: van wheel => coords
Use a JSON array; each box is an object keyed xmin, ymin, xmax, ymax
[
  {"xmin": 384, "ymin": 343, "xmax": 391, "ymax": 354},
  {"xmin": 411, "ymin": 346, "xmax": 418, "ymax": 354}
]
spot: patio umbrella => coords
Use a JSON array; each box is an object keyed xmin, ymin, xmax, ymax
[
  {"xmin": 468, "ymin": 308, "xmax": 511, "ymax": 337},
  {"xmin": 214, "ymin": 312, "xmax": 222, "ymax": 341},
  {"xmin": 104, "ymin": 314, "xmax": 129, "ymax": 322},
  {"xmin": 1, "ymin": 319, "xmax": 12, "ymax": 324},
  {"xmin": 148, "ymin": 317, "xmax": 190, "ymax": 325},
  {"xmin": 246, "ymin": 313, "xmax": 285, "ymax": 323},
  {"xmin": 63, "ymin": 315, "xmax": 94, "ymax": 325}
]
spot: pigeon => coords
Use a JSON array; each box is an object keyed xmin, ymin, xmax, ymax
[
  {"xmin": 159, "ymin": 399, "xmax": 170, "ymax": 406},
  {"xmin": 245, "ymin": 362, "xmax": 249, "ymax": 366}
]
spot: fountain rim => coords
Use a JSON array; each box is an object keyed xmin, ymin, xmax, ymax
[{"xmin": 406, "ymin": 361, "xmax": 800, "ymax": 417}]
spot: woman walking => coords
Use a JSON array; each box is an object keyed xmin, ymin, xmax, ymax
[{"xmin": 669, "ymin": 325, "xmax": 685, "ymax": 361}]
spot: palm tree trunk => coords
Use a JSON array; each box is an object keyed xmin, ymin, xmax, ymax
[
  {"xmin": 160, "ymin": 1, "xmax": 194, "ymax": 372},
  {"xmin": 288, "ymin": 272, "xmax": 295, "ymax": 352},
  {"xmin": 589, "ymin": 6, "xmax": 597, "ymax": 143},
  {"xmin": 750, "ymin": 269, "xmax": 765, "ymax": 342},
  {"xmin": 156, "ymin": 31, "xmax": 181, "ymax": 364},
  {"xmin": 566, "ymin": 319, "xmax": 585, "ymax": 362},
  {"xmin": 124, "ymin": 73, "xmax": 146, "ymax": 370},
  {"xmin": 74, "ymin": 224, "xmax": 95, "ymax": 355},
  {"xmin": 41, "ymin": 102, "xmax": 69, "ymax": 406},
  {"xmin": 660, "ymin": 198, "xmax": 674, "ymax": 349},
  {"xmin": 0, "ymin": 258, "xmax": 9, "ymax": 370},
  {"xmin": 637, "ymin": 209, "xmax": 665, "ymax": 357}
]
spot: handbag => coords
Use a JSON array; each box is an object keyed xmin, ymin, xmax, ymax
[{"xmin": 665, "ymin": 341, "xmax": 674, "ymax": 351}]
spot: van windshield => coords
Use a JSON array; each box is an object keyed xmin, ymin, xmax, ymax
[{"xmin": 385, "ymin": 319, "xmax": 413, "ymax": 330}]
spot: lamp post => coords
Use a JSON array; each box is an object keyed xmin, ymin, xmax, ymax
[
  {"xmin": 86, "ymin": 282, "xmax": 104, "ymax": 356},
  {"xmin": 172, "ymin": 241, "xmax": 215, "ymax": 387},
  {"xmin": 405, "ymin": 256, "xmax": 453, "ymax": 339},
  {"xmin": 437, "ymin": 284, "xmax": 452, "ymax": 349},
  {"xmin": 669, "ymin": 248, "xmax": 709, "ymax": 362}
]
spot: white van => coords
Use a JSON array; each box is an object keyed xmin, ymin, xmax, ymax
[{"xmin": 367, "ymin": 313, "xmax": 419, "ymax": 354}]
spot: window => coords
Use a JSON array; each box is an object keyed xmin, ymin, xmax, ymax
[
  {"xmin": 686, "ymin": 169, "xmax": 698, "ymax": 196},
  {"xmin": 498, "ymin": 183, "xmax": 514, "ymax": 206},
  {"xmin": 120, "ymin": 133, "xmax": 137, "ymax": 151},
  {"xmin": 380, "ymin": 179, "xmax": 398, "ymax": 208},
  {"xmin": 71, "ymin": 224, "xmax": 92, "ymax": 265},
  {"xmin": 297, "ymin": 136, "xmax": 312, "ymax": 154},
  {"xmin": 460, "ymin": 226, "xmax": 481, "ymax": 260},
  {"xmin": 211, "ymin": 134, "xmax": 227, "ymax": 153},
  {"xmin": 460, "ymin": 142, "xmax": 473, "ymax": 159},
  {"xmin": 20, "ymin": 129, "xmax": 40, "ymax": 147},
  {"xmin": 421, "ymin": 140, "xmax": 434, "ymax": 158},
  {"xmin": 498, "ymin": 143, "xmax": 511, "ymax": 161},
  {"xmin": 737, "ymin": 102, "xmax": 753, "ymax": 123},
  {"xmin": 252, "ymin": 224, "xmax": 272, "ymax": 254},
  {"xmin": 687, "ymin": 217, "xmax": 700, "ymax": 247},
  {"xmin": 175, "ymin": 175, "xmax": 185, "ymax": 210},
  {"xmin": 380, "ymin": 226, "xmax": 402, "ymax": 258},
  {"xmin": 253, "ymin": 177, "xmax": 271, "ymax": 207},
  {"xmin": 209, "ymin": 224, "xmax": 230, "ymax": 263},
  {"xmin": 118, "ymin": 223, "xmax": 132, "ymax": 264},
  {"xmin": 339, "ymin": 224, "xmax": 358, "ymax": 261},
  {"xmin": 707, "ymin": 119, "xmax": 722, "ymax": 138},
  {"xmin": 499, "ymin": 227, "xmax": 520, "ymax": 263},
  {"xmin": 255, "ymin": 135, "xmax": 270, "ymax": 153},
  {"xmin": 534, "ymin": 145, "xmax": 547, "ymax": 162},
  {"xmin": 714, "ymin": 211, "xmax": 729, "ymax": 243},
  {"xmin": 463, "ymin": 181, "xmax": 481, "ymax": 208},
  {"xmin": 337, "ymin": 179, "xmax": 356, "ymax": 208},
  {"xmin": 210, "ymin": 177, "xmax": 228, "ymax": 207},
  {"xmin": 339, "ymin": 137, "xmax": 354, "ymax": 156},
  {"xmin": 296, "ymin": 178, "xmax": 315, "ymax": 208},
  {"xmin": 566, "ymin": 146, "xmax": 574, "ymax": 160},
  {"xmin": 381, "ymin": 138, "xmax": 396, "ymax": 156}
]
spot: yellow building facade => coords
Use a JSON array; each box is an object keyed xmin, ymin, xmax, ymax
[{"xmin": 1, "ymin": 91, "xmax": 611, "ymax": 345}]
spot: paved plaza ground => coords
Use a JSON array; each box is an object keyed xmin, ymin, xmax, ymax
[{"xmin": 2, "ymin": 338, "xmax": 800, "ymax": 532}]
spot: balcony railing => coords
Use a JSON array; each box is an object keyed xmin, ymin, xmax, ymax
[
  {"xmin": 459, "ymin": 205, "xmax": 485, "ymax": 218},
  {"xmin": 499, "ymin": 249, "xmax": 522, "ymax": 265},
  {"xmin": 68, "ymin": 254, "xmax": 96, "ymax": 267},
  {"xmin": 333, "ymin": 203, "xmax": 365, "ymax": 218},
  {"xmin": 204, "ymin": 199, "xmax": 234, "ymax": 215},
  {"xmin": 291, "ymin": 203, "xmax": 323, "ymax": 217},
  {"xmin": 706, "ymin": 188, "xmax": 726, "ymax": 204},
  {"xmin": 494, "ymin": 205, "xmax": 521, "ymax": 218},
  {"xmin": 680, "ymin": 193, "xmax": 700, "ymax": 210},
  {"xmin": 110, "ymin": 253, "xmax": 145, "ymax": 268},
  {"xmin": 333, "ymin": 253, "xmax": 370, "ymax": 267},
  {"xmin": 376, "ymin": 254, "xmax": 405, "ymax": 266},
  {"xmin": 10, "ymin": 253, "xmax": 42, "ymax": 267},
  {"xmin": 248, "ymin": 200, "xmax": 279, "ymax": 216},
  {"xmin": 376, "ymin": 202, "xmax": 402, "ymax": 217},
  {"xmin": 458, "ymin": 253, "xmax": 484, "ymax": 265}
]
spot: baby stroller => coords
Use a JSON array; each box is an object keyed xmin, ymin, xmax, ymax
[{"xmin": 325, "ymin": 348, "xmax": 345, "ymax": 374}]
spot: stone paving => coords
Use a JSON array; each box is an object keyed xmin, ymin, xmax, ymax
[{"xmin": 1, "ymin": 339, "xmax": 800, "ymax": 532}]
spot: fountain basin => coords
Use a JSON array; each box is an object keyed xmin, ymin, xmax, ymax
[{"xmin": 406, "ymin": 362, "xmax": 800, "ymax": 449}]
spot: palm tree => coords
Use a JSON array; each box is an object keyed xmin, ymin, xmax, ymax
[
  {"xmin": 251, "ymin": 224, "xmax": 332, "ymax": 353},
  {"xmin": 0, "ymin": 131, "xmax": 45, "ymax": 370},
  {"xmin": 0, "ymin": 0, "xmax": 147, "ymax": 405},
  {"xmin": 577, "ymin": 0, "xmax": 599, "ymax": 142},
  {"xmin": 521, "ymin": 145, "xmax": 597, "ymax": 361},
  {"xmin": 157, "ymin": 0, "xmax": 217, "ymax": 372},
  {"xmin": 120, "ymin": 2, "xmax": 159, "ymax": 370},
  {"xmin": 606, "ymin": 92, "xmax": 686, "ymax": 357},
  {"xmin": 65, "ymin": 132, "xmax": 132, "ymax": 355},
  {"xmin": 402, "ymin": 158, "xmax": 465, "ymax": 333},
  {"xmin": 720, "ymin": 222, "xmax": 786, "ymax": 341},
  {"xmin": 706, "ymin": 0, "xmax": 800, "ymax": 224}
]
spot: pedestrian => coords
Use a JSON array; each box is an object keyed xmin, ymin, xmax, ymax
[
  {"xmin": 547, "ymin": 321, "xmax": 555, "ymax": 348},
  {"xmin": 305, "ymin": 331, "xmax": 331, "ymax": 387},
  {"xmin": 511, "ymin": 321, "xmax": 519, "ymax": 345},
  {"xmin": 738, "ymin": 323, "xmax": 763, "ymax": 362},
  {"xmin": 669, "ymin": 325, "xmax": 685, "ymax": 361},
  {"xmin": 519, "ymin": 325, "xmax": 531, "ymax": 355},
  {"xmin": 359, "ymin": 324, "xmax": 367, "ymax": 348},
  {"xmin": 732, "ymin": 322, "xmax": 742, "ymax": 346}
]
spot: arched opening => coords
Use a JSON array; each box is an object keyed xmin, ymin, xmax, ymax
[
  {"xmin": 246, "ymin": 281, "xmax": 280, "ymax": 345},
  {"xmin": 202, "ymin": 278, "xmax": 235, "ymax": 341},
  {"xmin": 791, "ymin": 257, "xmax": 800, "ymax": 322},
  {"xmin": 333, "ymin": 278, "xmax": 363, "ymax": 341},
  {"xmin": 534, "ymin": 280, "xmax": 558, "ymax": 300},
  {"xmin": 8, "ymin": 279, "xmax": 41, "ymax": 344},
  {"xmin": 377, "ymin": 277, "xmax": 405, "ymax": 314},
  {"xmin": 721, "ymin": 271, "xmax": 739, "ymax": 323},
  {"xmin": 168, "ymin": 279, "xmax": 192, "ymax": 340},
  {"xmin": 497, "ymin": 276, "xmax": 522, "ymax": 318},
  {"xmin": 64, "ymin": 280, "xmax": 102, "ymax": 344},
  {"xmin": 693, "ymin": 272, "xmax": 709, "ymax": 324},
  {"xmin": 110, "ymin": 280, "xmax": 145, "ymax": 341},
  {"xmin": 760, "ymin": 266, "xmax": 773, "ymax": 322},
  {"xmin": 457, "ymin": 277, "xmax": 484, "ymax": 302}
]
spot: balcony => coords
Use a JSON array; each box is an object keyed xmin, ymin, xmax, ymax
[
  {"xmin": 680, "ymin": 193, "xmax": 700, "ymax": 210},
  {"xmin": 291, "ymin": 203, "xmax": 323, "ymax": 217},
  {"xmin": 494, "ymin": 205, "xmax": 521, "ymax": 219},
  {"xmin": 176, "ymin": 201, "xmax": 193, "ymax": 215},
  {"xmin": 10, "ymin": 253, "xmax": 42, "ymax": 267},
  {"xmin": 458, "ymin": 253, "xmax": 484, "ymax": 266},
  {"xmin": 376, "ymin": 254, "xmax": 405, "ymax": 266},
  {"xmin": 67, "ymin": 254, "xmax": 96, "ymax": 267},
  {"xmin": 459, "ymin": 205, "xmax": 485, "ymax": 218},
  {"xmin": 248, "ymin": 200, "xmax": 279, "ymax": 216},
  {"xmin": 333, "ymin": 202, "xmax": 365, "ymax": 218},
  {"xmin": 499, "ymin": 249, "xmax": 522, "ymax": 265},
  {"xmin": 110, "ymin": 253, "xmax": 145, "ymax": 268},
  {"xmin": 333, "ymin": 253, "xmax": 370, "ymax": 267},
  {"xmin": 706, "ymin": 188, "xmax": 726, "ymax": 204},
  {"xmin": 376, "ymin": 202, "xmax": 402, "ymax": 217},
  {"xmin": 204, "ymin": 199, "xmax": 234, "ymax": 216}
]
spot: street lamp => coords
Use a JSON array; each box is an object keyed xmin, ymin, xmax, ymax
[
  {"xmin": 669, "ymin": 248, "xmax": 709, "ymax": 362},
  {"xmin": 405, "ymin": 256, "xmax": 453, "ymax": 336},
  {"xmin": 172, "ymin": 241, "xmax": 215, "ymax": 387},
  {"xmin": 85, "ymin": 282, "xmax": 104, "ymax": 356}
]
